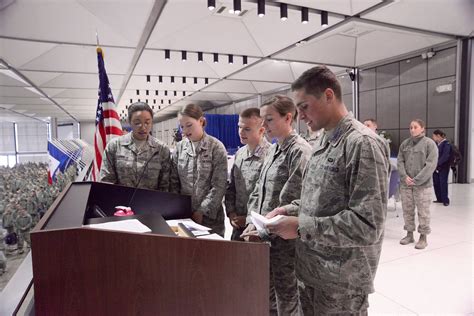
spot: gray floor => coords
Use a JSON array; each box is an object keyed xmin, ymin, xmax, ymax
[{"xmin": 0, "ymin": 249, "xmax": 28, "ymax": 292}]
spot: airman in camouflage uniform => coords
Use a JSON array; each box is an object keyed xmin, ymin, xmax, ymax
[
  {"xmin": 171, "ymin": 132, "xmax": 228, "ymax": 236},
  {"xmin": 267, "ymin": 66, "xmax": 390, "ymax": 315},
  {"xmin": 398, "ymin": 120, "xmax": 438, "ymax": 250},
  {"xmin": 15, "ymin": 208, "xmax": 33, "ymax": 254},
  {"xmin": 225, "ymin": 139, "xmax": 270, "ymax": 240},
  {"xmin": 100, "ymin": 132, "xmax": 172, "ymax": 191}
]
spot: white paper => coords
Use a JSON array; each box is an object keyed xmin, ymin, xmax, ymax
[
  {"xmin": 250, "ymin": 211, "xmax": 284, "ymax": 231},
  {"xmin": 166, "ymin": 218, "xmax": 211, "ymax": 231},
  {"xmin": 197, "ymin": 233, "xmax": 224, "ymax": 240},
  {"xmin": 87, "ymin": 219, "xmax": 151, "ymax": 233}
]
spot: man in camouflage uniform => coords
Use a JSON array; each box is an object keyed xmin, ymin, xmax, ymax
[
  {"xmin": 100, "ymin": 102, "xmax": 172, "ymax": 192},
  {"xmin": 267, "ymin": 66, "xmax": 390, "ymax": 315},
  {"xmin": 225, "ymin": 108, "xmax": 270, "ymax": 240},
  {"xmin": 15, "ymin": 207, "xmax": 33, "ymax": 254}
]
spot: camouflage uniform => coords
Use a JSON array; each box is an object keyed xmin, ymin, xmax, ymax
[
  {"xmin": 397, "ymin": 135, "xmax": 438, "ymax": 235},
  {"xmin": 100, "ymin": 132, "xmax": 172, "ymax": 191},
  {"xmin": 170, "ymin": 133, "xmax": 228, "ymax": 236},
  {"xmin": 283, "ymin": 115, "xmax": 390, "ymax": 315},
  {"xmin": 225, "ymin": 139, "xmax": 271, "ymax": 240},
  {"xmin": 247, "ymin": 131, "xmax": 311, "ymax": 316},
  {"xmin": 15, "ymin": 209, "xmax": 32, "ymax": 253}
]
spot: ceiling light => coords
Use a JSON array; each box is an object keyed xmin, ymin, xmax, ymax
[
  {"xmin": 213, "ymin": 53, "xmax": 219, "ymax": 63},
  {"xmin": 280, "ymin": 3, "xmax": 288, "ymax": 21},
  {"xmin": 198, "ymin": 52, "xmax": 203, "ymax": 63},
  {"xmin": 136, "ymin": 90, "xmax": 140, "ymax": 95},
  {"xmin": 194, "ymin": 77, "xmax": 198, "ymax": 84},
  {"xmin": 161, "ymin": 100, "xmax": 164, "ymax": 104},
  {"xmin": 233, "ymin": 0, "xmax": 241, "ymax": 14},
  {"xmin": 301, "ymin": 7, "xmax": 309, "ymax": 24},
  {"xmin": 171, "ymin": 76, "xmax": 175, "ymax": 84},
  {"xmin": 183, "ymin": 91, "xmax": 186, "ymax": 96},
  {"xmin": 257, "ymin": 0, "xmax": 265, "ymax": 17},
  {"xmin": 168, "ymin": 100, "xmax": 171, "ymax": 105},
  {"xmin": 155, "ymin": 90, "xmax": 158, "ymax": 95},
  {"xmin": 208, "ymin": 0, "xmax": 215, "ymax": 11},
  {"xmin": 228, "ymin": 54, "xmax": 233, "ymax": 64},
  {"xmin": 146, "ymin": 75, "xmax": 150, "ymax": 82},
  {"xmin": 182, "ymin": 51, "xmax": 187, "ymax": 62},
  {"xmin": 182, "ymin": 77, "xmax": 186, "ymax": 84},
  {"xmin": 321, "ymin": 11, "xmax": 328, "ymax": 28},
  {"xmin": 165, "ymin": 49, "xmax": 170, "ymax": 60},
  {"xmin": 153, "ymin": 99, "xmax": 156, "ymax": 104},
  {"xmin": 243, "ymin": 55, "xmax": 248, "ymax": 65},
  {"xmin": 205, "ymin": 78, "xmax": 209, "ymax": 85},
  {"xmin": 174, "ymin": 91, "xmax": 177, "ymax": 96},
  {"xmin": 146, "ymin": 99, "xmax": 148, "ymax": 104},
  {"xmin": 159, "ymin": 75, "xmax": 163, "ymax": 83},
  {"xmin": 164, "ymin": 90, "xmax": 168, "ymax": 96},
  {"xmin": 129, "ymin": 99, "xmax": 132, "ymax": 104},
  {"xmin": 146, "ymin": 90, "xmax": 149, "ymax": 95}
]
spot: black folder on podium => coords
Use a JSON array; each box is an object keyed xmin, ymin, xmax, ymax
[{"xmin": 30, "ymin": 182, "xmax": 270, "ymax": 315}]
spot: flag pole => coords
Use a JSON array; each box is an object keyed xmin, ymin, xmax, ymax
[{"xmin": 96, "ymin": 30, "xmax": 102, "ymax": 55}]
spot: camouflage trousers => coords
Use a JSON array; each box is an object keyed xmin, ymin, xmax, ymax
[
  {"xmin": 297, "ymin": 280, "xmax": 368, "ymax": 315},
  {"xmin": 400, "ymin": 186, "xmax": 432, "ymax": 234},
  {"xmin": 269, "ymin": 237, "xmax": 299, "ymax": 316},
  {"xmin": 17, "ymin": 230, "xmax": 31, "ymax": 250}
]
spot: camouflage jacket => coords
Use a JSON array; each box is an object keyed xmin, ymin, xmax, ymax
[
  {"xmin": 283, "ymin": 115, "xmax": 390, "ymax": 294},
  {"xmin": 397, "ymin": 135, "xmax": 438, "ymax": 188},
  {"xmin": 247, "ymin": 131, "xmax": 311, "ymax": 221},
  {"xmin": 170, "ymin": 133, "xmax": 228, "ymax": 221},
  {"xmin": 99, "ymin": 133, "xmax": 172, "ymax": 191},
  {"xmin": 225, "ymin": 139, "xmax": 271, "ymax": 217}
]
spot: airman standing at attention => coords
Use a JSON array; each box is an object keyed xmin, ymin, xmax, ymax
[{"xmin": 225, "ymin": 108, "xmax": 270, "ymax": 241}]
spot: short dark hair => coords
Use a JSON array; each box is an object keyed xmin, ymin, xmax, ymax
[
  {"xmin": 178, "ymin": 103, "xmax": 206, "ymax": 127},
  {"xmin": 128, "ymin": 102, "xmax": 153, "ymax": 122},
  {"xmin": 261, "ymin": 95, "xmax": 298, "ymax": 122},
  {"xmin": 433, "ymin": 129, "xmax": 446, "ymax": 138},
  {"xmin": 240, "ymin": 107, "xmax": 261, "ymax": 119},
  {"xmin": 364, "ymin": 118, "xmax": 377, "ymax": 124},
  {"xmin": 291, "ymin": 65, "xmax": 342, "ymax": 100},
  {"xmin": 411, "ymin": 119, "xmax": 426, "ymax": 129}
]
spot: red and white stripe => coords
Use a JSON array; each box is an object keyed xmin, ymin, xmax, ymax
[{"xmin": 91, "ymin": 102, "xmax": 122, "ymax": 181}]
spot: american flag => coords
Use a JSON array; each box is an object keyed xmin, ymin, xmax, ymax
[{"xmin": 91, "ymin": 47, "xmax": 123, "ymax": 181}]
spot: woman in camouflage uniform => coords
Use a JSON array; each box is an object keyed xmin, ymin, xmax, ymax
[
  {"xmin": 100, "ymin": 102, "xmax": 172, "ymax": 192},
  {"xmin": 398, "ymin": 119, "xmax": 438, "ymax": 249},
  {"xmin": 170, "ymin": 104, "xmax": 228, "ymax": 236},
  {"xmin": 242, "ymin": 95, "xmax": 312, "ymax": 316}
]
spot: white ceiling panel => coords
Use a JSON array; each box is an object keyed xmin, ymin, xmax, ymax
[
  {"xmin": 363, "ymin": 0, "xmax": 474, "ymax": 37},
  {"xmin": 21, "ymin": 71, "xmax": 63, "ymax": 87},
  {"xmin": 0, "ymin": 70, "xmax": 29, "ymax": 87},
  {"xmin": 43, "ymin": 88, "xmax": 119, "ymax": 99},
  {"xmin": 125, "ymin": 75, "xmax": 214, "ymax": 92},
  {"xmin": 0, "ymin": 86, "xmax": 43, "ymax": 98},
  {"xmin": 251, "ymin": 81, "xmax": 288, "ymax": 94},
  {"xmin": 227, "ymin": 93, "xmax": 258, "ymax": 101},
  {"xmin": 277, "ymin": 0, "xmax": 383, "ymax": 16},
  {"xmin": 0, "ymin": 96, "xmax": 52, "ymax": 105},
  {"xmin": 147, "ymin": 2, "xmax": 263, "ymax": 55},
  {"xmin": 0, "ymin": 38, "xmax": 58, "ymax": 69},
  {"xmin": 290, "ymin": 62, "xmax": 346, "ymax": 78},
  {"xmin": 202, "ymin": 80, "xmax": 257, "ymax": 94},
  {"xmin": 186, "ymin": 92, "xmax": 232, "ymax": 102},
  {"xmin": 241, "ymin": 5, "xmax": 345, "ymax": 56},
  {"xmin": 0, "ymin": 0, "xmax": 153, "ymax": 46},
  {"xmin": 229, "ymin": 60, "xmax": 295, "ymax": 82},
  {"xmin": 20, "ymin": 45, "xmax": 134, "ymax": 74},
  {"xmin": 274, "ymin": 20, "xmax": 453, "ymax": 67},
  {"xmin": 273, "ymin": 32, "xmax": 356, "ymax": 67},
  {"xmin": 59, "ymin": 99, "xmax": 97, "ymax": 106},
  {"xmin": 38, "ymin": 73, "xmax": 124, "ymax": 90}
]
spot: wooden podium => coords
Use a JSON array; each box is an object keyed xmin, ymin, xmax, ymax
[{"xmin": 30, "ymin": 182, "xmax": 269, "ymax": 315}]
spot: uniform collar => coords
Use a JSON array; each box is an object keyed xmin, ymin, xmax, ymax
[
  {"xmin": 324, "ymin": 114, "xmax": 352, "ymax": 147},
  {"xmin": 244, "ymin": 138, "xmax": 270, "ymax": 159},
  {"xmin": 183, "ymin": 132, "xmax": 210, "ymax": 155},
  {"xmin": 276, "ymin": 131, "xmax": 298, "ymax": 153},
  {"xmin": 121, "ymin": 132, "xmax": 158, "ymax": 148}
]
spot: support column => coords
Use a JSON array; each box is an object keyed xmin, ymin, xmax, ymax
[{"xmin": 50, "ymin": 117, "xmax": 58, "ymax": 140}]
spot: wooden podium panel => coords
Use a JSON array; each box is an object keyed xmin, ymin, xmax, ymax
[{"xmin": 31, "ymin": 228, "xmax": 269, "ymax": 316}]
